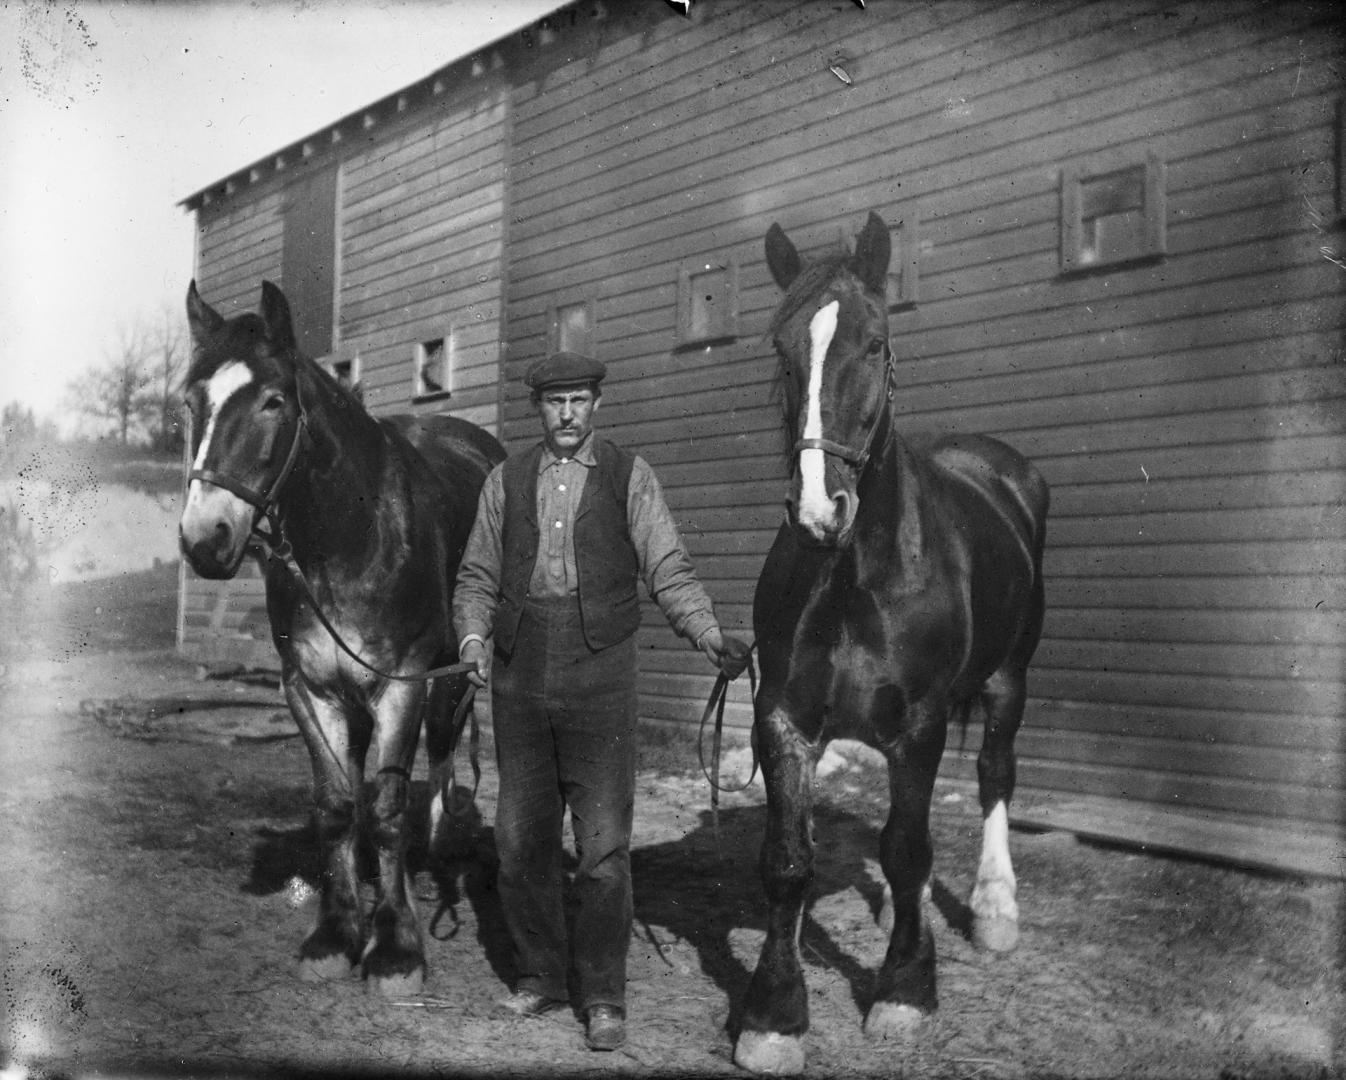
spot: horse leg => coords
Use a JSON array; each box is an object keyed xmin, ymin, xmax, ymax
[
  {"xmin": 363, "ymin": 679, "xmax": 428, "ymax": 995},
  {"xmin": 734, "ymin": 705, "xmax": 818, "ymax": 1077},
  {"xmin": 970, "ymin": 667, "xmax": 1026, "ymax": 952},
  {"xmin": 284, "ymin": 669, "xmax": 365, "ymax": 981},
  {"xmin": 866, "ymin": 705, "xmax": 947, "ymax": 1040}
]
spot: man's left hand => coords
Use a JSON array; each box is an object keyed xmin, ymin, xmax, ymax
[{"xmin": 698, "ymin": 627, "xmax": 752, "ymax": 679}]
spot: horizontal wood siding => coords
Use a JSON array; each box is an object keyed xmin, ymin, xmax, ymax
[
  {"xmin": 340, "ymin": 79, "xmax": 509, "ymax": 434},
  {"xmin": 503, "ymin": 0, "xmax": 1345, "ymax": 869}
]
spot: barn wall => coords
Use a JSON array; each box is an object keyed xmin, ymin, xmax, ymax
[
  {"xmin": 180, "ymin": 0, "xmax": 1345, "ymax": 873},
  {"xmin": 339, "ymin": 78, "xmax": 510, "ymax": 433},
  {"xmin": 501, "ymin": 0, "xmax": 1345, "ymax": 871}
]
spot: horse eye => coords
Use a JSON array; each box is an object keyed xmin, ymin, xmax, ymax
[
  {"xmin": 867, "ymin": 338, "xmax": 885, "ymax": 357},
  {"xmin": 260, "ymin": 393, "xmax": 286, "ymax": 413}
]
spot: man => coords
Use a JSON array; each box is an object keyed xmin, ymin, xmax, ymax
[{"xmin": 453, "ymin": 352, "xmax": 746, "ymax": 1052}]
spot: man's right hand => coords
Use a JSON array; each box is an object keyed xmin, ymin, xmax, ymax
[{"xmin": 461, "ymin": 639, "xmax": 491, "ymax": 688}]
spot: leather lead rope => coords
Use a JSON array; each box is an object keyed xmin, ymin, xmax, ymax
[
  {"xmin": 698, "ymin": 645, "xmax": 759, "ymax": 851},
  {"xmin": 258, "ymin": 536, "xmax": 482, "ymax": 806}
]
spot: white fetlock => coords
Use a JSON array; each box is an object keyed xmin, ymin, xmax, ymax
[
  {"xmin": 298, "ymin": 953, "xmax": 354, "ymax": 982},
  {"xmin": 369, "ymin": 965, "xmax": 425, "ymax": 998},
  {"xmin": 863, "ymin": 1001, "xmax": 926, "ymax": 1041},
  {"xmin": 970, "ymin": 876, "xmax": 1019, "ymax": 952},
  {"xmin": 972, "ymin": 913, "xmax": 1019, "ymax": 952},
  {"xmin": 734, "ymin": 1030, "xmax": 806, "ymax": 1076}
]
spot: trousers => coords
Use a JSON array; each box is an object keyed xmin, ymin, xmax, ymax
[{"xmin": 490, "ymin": 596, "xmax": 637, "ymax": 1011}]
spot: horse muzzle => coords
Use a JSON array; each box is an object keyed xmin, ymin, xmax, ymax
[
  {"xmin": 179, "ymin": 485, "xmax": 256, "ymax": 579},
  {"xmin": 790, "ymin": 456, "xmax": 858, "ymax": 547}
]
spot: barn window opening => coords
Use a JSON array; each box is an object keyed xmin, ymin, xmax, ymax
[
  {"xmin": 330, "ymin": 356, "xmax": 360, "ymax": 392},
  {"xmin": 885, "ymin": 211, "xmax": 920, "ymax": 311},
  {"xmin": 1061, "ymin": 155, "xmax": 1166, "ymax": 273},
  {"xmin": 550, "ymin": 297, "xmax": 595, "ymax": 356},
  {"xmin": 676, "ymin": 258, "xmax": 739, "ymax": 349},
  {"xmin": 414, "ymin": 334, "xmax": 452, "ymax": 400}
]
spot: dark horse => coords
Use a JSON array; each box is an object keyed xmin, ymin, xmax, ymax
[
  {"xmin": 734, "ymin": 213, "xmax": 1048, "ymax": 1073},
  {"xmin": 179, "ymin": 280, "xmax": 505, "ymax": 995}
]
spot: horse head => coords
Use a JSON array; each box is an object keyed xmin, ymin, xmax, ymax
[
  {"xmin": 765, "ymin": 211, "xmax": 894, "ymax": 547},
  {"xmin": 179, "ymin": 280, "xmax": 307, "ymax": 579}
]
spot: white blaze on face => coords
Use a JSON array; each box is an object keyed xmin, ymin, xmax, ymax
[
  {"xmin": 797, "ymin": 300, "xmax": 840, "ymax": 530},
  {"xmin": 184, "ymin": 361, "xmax": 255, "ymax": 517}
]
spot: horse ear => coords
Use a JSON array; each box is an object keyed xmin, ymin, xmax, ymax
[
  {"xmin": 852, "ymin": 211, "xmax": 892, "ymax": 295},
  {"xmin": 186, "ymin": 280, "xmax": 224, "ymax": 344},
  {"xmin": 259, "ymin": 280, "xmax": 297, "ymax": 351},
  {"xmin": 765, "ymin": 222, "xmax": 801, "ymax": 290}
]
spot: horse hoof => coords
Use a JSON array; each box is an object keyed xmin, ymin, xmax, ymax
[
  {"xmin": 733, "ymin": 1030, "xmax": 805, "ymax": 1076},
  {"xmin": 299, "ymin": 953, "xmax": 355, "ymax": 982},
  {"xmin": 972, "ymin": 915, "xmax": 1019, "ymax": 953},
  {"xmin": 369, "ymin": 966, "xmax": 425, "ymax": 998},
  {"xmin": 863, "ymin": 1001, "xmax": 926, "ymax": 1041}
]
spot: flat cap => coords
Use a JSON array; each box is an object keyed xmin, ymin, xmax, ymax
[{"xmin": 525, "ymin": 352, "xmax": 607, "ymax": 391}]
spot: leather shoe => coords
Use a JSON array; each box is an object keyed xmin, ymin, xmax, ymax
[
  {"xmin": 585, "ymin": 1005, "xmax": 626, "ymax": 1051},
  {"xmin": 497, "ymin": 988, "xmax": 565, "ymax": 1017}
]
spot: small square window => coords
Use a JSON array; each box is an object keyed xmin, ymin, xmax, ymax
[
  {"xmin": 413, "ymin": 335, "xmax": 452, "ymax": 400},
  {"xmin": 1061, "ymin": 155, "xmax": 1166, "ymax": 274},
  {"xmin": 676, "ymin": 258, "xmax": 739, "ymax": 348},
  {"xmin": 329, "ymin": 356, "xmax": 360, "ymax": 393},
  {"xmin": 548, "ymin": 297, "xmax": 595, "ymax": 356},
  {"xmin": 884, "ymin": 211, "xmax": 920, "ymax": 311}
]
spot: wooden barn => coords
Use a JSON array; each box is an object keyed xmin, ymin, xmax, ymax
[{"xmin": 179, "ymin": 0, "xmax": 1345, "ymax": 877}]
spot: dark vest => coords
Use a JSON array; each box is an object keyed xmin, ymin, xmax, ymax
[{"xmin": 494, "ymin": 437, "xmax": 640, "ymax": 653}]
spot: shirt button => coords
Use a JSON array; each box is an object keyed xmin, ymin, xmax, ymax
[
  {"xmin": 554, "ymin": 521, "xmax": 563, "ymax": 529},
  {"xmin": 558, "ymin": 484, "xmax": 567, "ymax": 492}
]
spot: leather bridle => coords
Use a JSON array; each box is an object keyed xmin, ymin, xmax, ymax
[
  {"xmin": 188, "ymin": 387, "xmax": 310, "ymax": 557},
  {"xmin": 790, "ymin": 340, "xmax": 897, "ymax": 474}
]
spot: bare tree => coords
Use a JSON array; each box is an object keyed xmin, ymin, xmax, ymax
[
  {"xmin": 144, "ymin": 304, "xmax": 187, "ymax": 453},
  {"xmin": 66, "ymin": 305, "xmax": 187, "ymax": 449}
]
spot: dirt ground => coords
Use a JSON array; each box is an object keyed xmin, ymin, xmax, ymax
[{"xmin": 1, "ymin": 562, "xmax": 1342, "ymax": 1080}]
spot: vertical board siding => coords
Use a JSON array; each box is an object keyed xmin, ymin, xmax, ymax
[{"xmin": 501, "ymin": 0, "xmax": 1346, "ymax": 862}]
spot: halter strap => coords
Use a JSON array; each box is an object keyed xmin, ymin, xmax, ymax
[
  {"xmin": 791, "ymin": 342, "xmax": 897, "ymax": 473},
  {"xmin": 188, "ymin": 409, "xmax": 309, "ymax": 516},
  {"xmin": 792, "ymin": 436, "xmax": 872, "ymax": 469}
]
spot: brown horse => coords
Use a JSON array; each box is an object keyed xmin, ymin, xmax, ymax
[
  {"xmin": 734, "ymin": 213, "xmax": 1049, "ymax": 1073},
  {"xmin": 179, "ymin": 280, "xmax": 504, "ymax": 995}
]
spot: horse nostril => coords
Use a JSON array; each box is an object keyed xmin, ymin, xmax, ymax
[
  {"xmin": 832, "ymin": 489, "xmax": 853, "ymax": 523},
  {"xmin": 214, "ymin": 520, "xmax": 233, "ymax": 554}
]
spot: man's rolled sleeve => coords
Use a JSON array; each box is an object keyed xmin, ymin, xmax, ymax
[
  {"xmin": 452, "ymin": 465, "xmax": 507, "ymax": 648},
  {"xmin": 626, "ymin": 456, "xmax": 719, "ymax": 646}
]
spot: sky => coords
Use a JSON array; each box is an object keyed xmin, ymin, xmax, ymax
[{"xmin": 0, "ymin": 0, "xmax": 560, "ymax": 428}]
